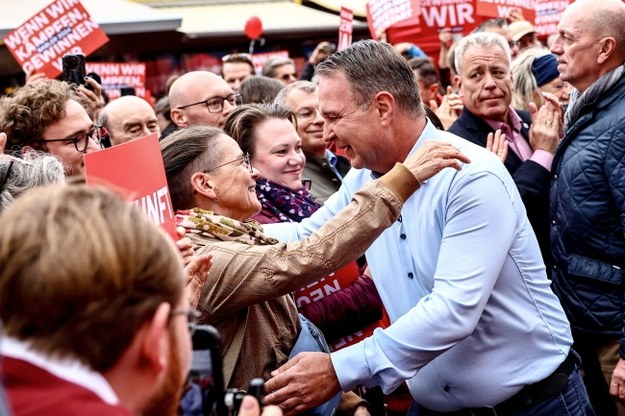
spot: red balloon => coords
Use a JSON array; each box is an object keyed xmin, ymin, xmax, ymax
[{"xmin": 244, "ymin": 16, "xmax": 263, "ymax": 40}]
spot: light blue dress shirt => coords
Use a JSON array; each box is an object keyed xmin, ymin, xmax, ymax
[{"xmin": 265, "ymin": 122, "xmax": 573, "ymax": 411}]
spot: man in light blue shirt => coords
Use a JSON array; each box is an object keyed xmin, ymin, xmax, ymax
[{"xmin": 263, "ymin": 40, "xmax": 593, "ymax": 416}]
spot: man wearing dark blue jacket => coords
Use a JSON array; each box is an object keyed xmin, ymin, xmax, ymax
[{"xmin": 550, "ymin": 0, "xmax": 625, "ymax": 414}]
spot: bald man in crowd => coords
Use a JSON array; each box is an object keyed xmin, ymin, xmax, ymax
[
  {"xmin": 99, "ymin": 96, "xmax": 160, "ymax": 146},
  {"xmin": 167, "ymin": 71, "xmax": 242, "ymax": 137},
  {"xmin": 549, "ymin": 0, "xmax": 625, "ymax": 414}
]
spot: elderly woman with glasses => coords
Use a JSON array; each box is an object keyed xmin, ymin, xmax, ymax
[
  {"xmin": 223, "ymin": 102, "xmax": 387, "ymax": 345},
  {"xmin": 160, "ymin": 124, "xmax": 469, "ymax": 415}
]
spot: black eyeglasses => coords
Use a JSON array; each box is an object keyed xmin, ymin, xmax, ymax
[
  {"xmin": 170, "ymin": 308, "xmax": 201, "ymax": 335},
  {"xmin": 203, "ymin": 153, "xmax": 252, "ymax": 174},
  {"xmin": 177, "ymin": 93, "xmax": 243, "ymax": 113},
  {"xmin": 37, "ymin": 125, "xmax": 107, "ymax": 153}
]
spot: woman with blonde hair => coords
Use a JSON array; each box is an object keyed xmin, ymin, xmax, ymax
[{"xmin": 512, "ymin": 48, "xmax": 571, "ymax": 110}]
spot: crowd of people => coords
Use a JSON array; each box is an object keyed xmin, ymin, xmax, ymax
[{"xmin": 1, "ymin": 0, "xmax": 625, "ymax": 415}]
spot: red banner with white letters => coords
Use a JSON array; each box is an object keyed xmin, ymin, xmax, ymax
[
  {"xmin": 475, "ymin": 0, "xmax": 536, "ymax": 22},
  {"xmin": 367, "ymin": 0, "xmax": 421, "ymax": 40},
  {"xmin": 3, "ymin": 0, "xmax": 108, "ymax": 78},
  {"xmin": 86, "ymin": 62, "xmax": 148, "ymax": 101},
  {"xmin": 533, "ymin": 0, "xmax": 570, "ymax": 37},
  {"xmin": 84, "ymin": 133, "xmax": 177, "ymax": 239},
  {"xmin": 295, "ymin": 262, "xmax": 390, "ymax": 351},
  {"xmin": 337, "ymin": 7, "xmax": 354, "ymax": 51}
]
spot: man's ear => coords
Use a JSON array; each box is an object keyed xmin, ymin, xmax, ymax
[
  {"xmin": 140, "ymin": 302, "xmax": 171, "ymax": 374},
  {"xmin": 191, "ymin": 172, "xmax": 217, "ymax": 200},
  {"xmin": 454, "ymin": 75, "xmax": 464, "ymax": 96},
  {"xmin": 372, "ymin": 91, "xmax": 394, "ymax": 127},
  {"xmin": 428, "ymin": 83, "xmax": 440, "ymax": 99},
  {"xmin": 597, "ymin": 37, "xmax": 617, "ymax": 65},
  {"xmin": 170, "ymin": 108, "xmax": 188, "ymax": 127}
]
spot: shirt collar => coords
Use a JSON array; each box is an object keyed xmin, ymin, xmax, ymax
[
  {"xmin": 1, "ymin": 337, "xmax": 120, "ymax": 405},
  {"xmin": 485, "ymin": 107, "xmax": 522, "ymax": 133}
]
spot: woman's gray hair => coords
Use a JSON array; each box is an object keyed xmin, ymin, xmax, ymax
[
  {"xmin": 274, "ymin": 80, "xmax": 317, "ymax": 107},
  {"xmin": 0, "ymin": 152, "xmax": 65, "ymax": 212},
  {"xmin": 314, "ymin": 40, "xmax": 424, "ymax": 118},
  {"xmin": 455, "ymin": 32, "xmax": 512, "ymax": 76},
  {"xmin": 160, "ymin": 125, "xmax": 227, "ymax": 211},
  {"xmin": 511, "ymin": 48, "xmax": 551, "ymax": 111}
]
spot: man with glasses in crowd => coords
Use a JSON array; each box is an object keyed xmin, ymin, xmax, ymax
[
  {"xmin": 168, "ymin": 71, "xmax": 242, "ymax": 133},
  {"xmin": 0, "ymin": 79, "xmax": 105, "ymax": 177},
  {"xmin": 275, "ymin": 81, "xmax": 351, "ymax": 203},
  {"xmin": 221, "ymin": 53, "xmax": 256, "ymax": 93}
]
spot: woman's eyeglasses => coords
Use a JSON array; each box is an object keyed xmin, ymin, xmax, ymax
[{"xmin": 203, "ymin": 153, "xmax": 252, "ymax": 174}]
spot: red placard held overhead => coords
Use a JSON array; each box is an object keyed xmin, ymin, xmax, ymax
[
  {"xmin": 251, "ymin": 50, "xmax": 289, "ymax": 75},
  {"xmin": 86, "ymin": 62, "xmax": 148, "ymax": 100},
  {"xmin": 367, "ymin": 0, "xmax": 421, "ymax": 40},
  {"xmin": 476, "ymin": 0, "xmax": 536, "ymax": 23},
  {"xmin": 338, "ymin": 7, "xmax": 354, "ymax": 51},
  {"xmin": 534, "ymin": 0, "xmax": 570, "ymax": 37},
  {"xmin": 3, "ymin": 0, "xmax": 108, "ymax": 78},
  {"xmin": 84, "ymin": 133, "xmax": 177, "ymax": 240}
]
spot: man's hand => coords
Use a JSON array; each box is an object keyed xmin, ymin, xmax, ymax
[
  {"xmin": 506, "ymin": 7, "xmax": 525, "ymax": 23},
  {"xmin": 486, "ymin": 129, "xmax": 509, "ymax": 163},
  {"xmin": 238, "ymin": 396, "xmax": 284, "ymax": 416},
  {"xmin": 529, "ymin": 92, "xmax": 563, "ymax": 154},
  {"xmin": 431, "ymin": 86, "xmax": 463, "ymax": 130},
  {"xmin": 25, "ymin": 72, "xmax": 47, "ymax": 85},
  {"xmin": 403, "ymin": 141, "xmax": 471, "ymax": 186},
  {"xmin": 73, "ymin": 76, "xmax": 103, "ymax": 121},
  {"xmin": 309, "ymin": 42, "xmax": 333, "ymax": 66},
  {"xmin": 176, "ymin": 226, "xmax": 212, "ymax": 307},
  {"xmin": 610, "ymin": 358, "xmax": 625, "ymax": 403},
  {"xmin": 264, "ymin": 352, "xmax": 341, "ymax": 416},
  {"xmin": 439, "ymin": 28, "xmax": 453, "ymax": 49}
]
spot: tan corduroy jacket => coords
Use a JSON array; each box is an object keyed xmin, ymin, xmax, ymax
[{"xmin": 189, "ymin": 163, "xmax": 419, "ymax": 412}]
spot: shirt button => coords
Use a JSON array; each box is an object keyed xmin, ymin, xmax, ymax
[
  {"xmin": 400, "ymin": 233, "xmax": 406, "ymax": 240},
  {"xmin": 552, "ymin": 220, "xmax": 556, "ymax": 225},
  {"xmin": 553, "ymin": 174, "xmax": 558, "ymax": 180},
  {"xmin": 408, "ymin": 272, "xmax": 414, "ymax": 279},
  {"xmin": 443, "ymin": 385, "xmax": 450, "ymax": 392}
]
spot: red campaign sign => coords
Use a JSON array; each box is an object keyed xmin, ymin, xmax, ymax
[
  {"xmin": 337, "ymin": 7, "xmax": 353, "ymax": 52},
  {"xmin": 388, "ymin": 0, "xmax": 479, "ymax": 52},
  {"xmin": 418, "ymin": 0, "xmax": 479, "ymax": 36},
  {"xmin": 534, "ymin": 0, "xmax": 570, "ymax": 37},
  {"xmin": 251, "ymin": 50, "xmax": 289, "ymax": 75},
  {"xmin": 295, "ymin": 262, "xmax": 390, "ymax": 351},
  {"xmin": 3, "ymin": 0, "xmax": 108, "ymax": 78},
  {"xmin": 367, "ymin": 0, "xmax": 421, "ymax": 40},
  {"xmin": 84, "ymin": 133, "xmax": 177, "ymax": 240},
  {"xmin": 476, "ymin": 0, "xmax": 536, "ymax": 23},
  {"xmin": 86, "ymin": 62, "xmax": 148, "ymax": 100}
]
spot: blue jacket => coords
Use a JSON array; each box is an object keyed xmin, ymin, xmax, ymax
[{"xmin": 550, "ymin": 74, "xmax": 625, "ymax": 355}]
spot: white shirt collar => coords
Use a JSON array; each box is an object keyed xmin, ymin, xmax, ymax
[{"xmin": 1, "ymin": 337, "xmax": 119, "ymax": 405}]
